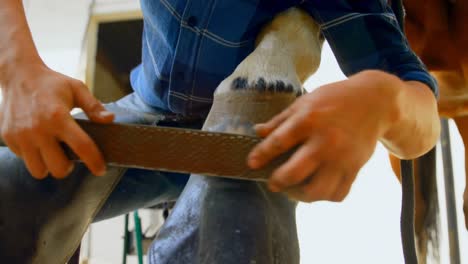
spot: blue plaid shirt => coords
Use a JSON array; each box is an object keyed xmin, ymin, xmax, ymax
[{"xmin": 130, "ymin": 0, "xmax": 438, "ymax": 117}]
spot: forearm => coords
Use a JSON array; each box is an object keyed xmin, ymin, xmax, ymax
[
  {"xmin": 378, "ymin": 74, "xmax": 441, "ymax": 159},
  {"xmin": 0, "ymin": 0, "xmax": 44, "ymax": 88}
]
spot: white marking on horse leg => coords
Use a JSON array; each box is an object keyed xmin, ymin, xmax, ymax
[{"xmin": 214, "ymin": 7, "xmax": 324, "ymax": 96}]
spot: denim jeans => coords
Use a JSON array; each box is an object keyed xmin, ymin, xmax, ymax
[{"xmin": 0, "ymin": 92, "xmax": 300, "ymax": 264}]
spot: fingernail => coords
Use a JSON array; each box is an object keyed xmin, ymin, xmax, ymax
[
  {"xmin": 66, "ymin": 163, "xmax": 75, "ymax": 175},
  {"xmin": 41, "ymin": 170, "xmax": 49, "ymax": 179},
  {"xmin": 96, "ymin": 166, "xmax": 107, "ymax": 176},
  {"xmin": 99, "ymin": 111, "xmax": 114, "ymax": 118},
  {"xmin": 254, "ymin": 124, "xmax": 266, "ymax": 136},
  {"xmin": 269, "ymin": 183, "xmax": 280, "ymax": 192},
  {"xmin": 248, "ymin": 156, "xmax": 260, "ymax": 169},
  {"xmin": 254, "ymin": 124, "xmax": 264, "ymax": 130}
]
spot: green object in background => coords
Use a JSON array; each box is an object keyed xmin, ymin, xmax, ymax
[
  {"xmin": 134, "ymin": 211, "xmax": 144, "ymax": 264},
  {"xmin": 122, "ymin": 211, "xmax": 144, "ymax": 264}
]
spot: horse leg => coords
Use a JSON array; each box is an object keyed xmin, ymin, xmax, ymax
[
  {"xmin": 388, "ymin": 153, "xmax": 429, "ymax": 261},
  {"xmin": 389, "ymin": 154, "xmax": 427, "ymax": 233},
  {"xmin": 147, "ymin": 7, "xmax": 323, "ymax": 264},
  {"xmin": 452, "ymin": 115, "xmax": 468, "ymax": 229},
  {"xmin": 431, "ymin": 70, "xmax": 468, "ymax": 230}
]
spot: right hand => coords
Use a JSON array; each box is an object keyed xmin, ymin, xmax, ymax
[{"xmin": 0, "ymin": 63, "xmax": 114, "ymax": 179}]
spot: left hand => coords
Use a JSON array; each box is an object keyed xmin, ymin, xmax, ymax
[{"xmin": 247, "ymin": 70, "xmax": 396, "ymax": 202}]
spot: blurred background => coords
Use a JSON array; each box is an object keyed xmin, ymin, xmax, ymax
[{"xmin": 3, "ymin": 0, "xmax": 466, "ymax": 263}]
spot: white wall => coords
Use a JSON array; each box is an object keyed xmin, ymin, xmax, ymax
[
  {"xmin": 24, "ymin": 0, "xmax": 92, "ymax": 77},
  {"xmin": 3, "ymin": 1, "xmax": 467, "ymax": 263}
]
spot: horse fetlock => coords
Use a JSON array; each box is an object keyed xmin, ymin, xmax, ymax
[
  {"xmin": 255, "ymin": 7, "xmax": 323, "ymax": 82},
  {"xmin": 231, "ymin": 75, "xmax": 302, "ymax": 95},
  {"xmin": 464, "ymin": 190, "xmax": 468, "ymax": 229},
  {"xmin": 214, "ymin": 47, "xmax": 302, "ymax": 97},
  {"xmin": 214, "ymin": 7, "xmax": 323, "ymax": 97}
]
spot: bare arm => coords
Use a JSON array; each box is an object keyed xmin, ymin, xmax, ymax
[
  {"xmin": 0, "ymin": 0, "xmax": 114, "ymax": 179},
  {"xmin": 0, "ymin": 0, "xmax": 43, "ymax": 84},
  {"xmin": 378, "ymin": 74, "xmax": 440, "ymax": 159}
]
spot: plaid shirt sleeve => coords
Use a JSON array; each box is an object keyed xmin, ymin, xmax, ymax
[{"xmin": 299, "ymin": 0, "xmax": 439, "ymax": 97}]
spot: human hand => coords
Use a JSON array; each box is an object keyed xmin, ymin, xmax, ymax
[
  {"xmin": 0, "ymin": 63, "xmax": 114, "ymax": 179},
  {"xmin": 247, "ymin": 71, "xmax": 398, "ymax": 202}
]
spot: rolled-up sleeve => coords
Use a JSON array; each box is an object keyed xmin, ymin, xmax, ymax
[{"xmin": 299, "ymin": 0, "xmax": 439, "ymax": 97}]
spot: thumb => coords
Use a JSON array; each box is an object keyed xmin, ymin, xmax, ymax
[{"xmin": 71, "ymin": 80, "xmax": 114, "ymax": 123}]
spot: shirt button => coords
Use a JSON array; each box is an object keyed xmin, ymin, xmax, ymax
[{"xmin": 187, "ymin": 16, "xmax": 198, "ymax": 27}]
